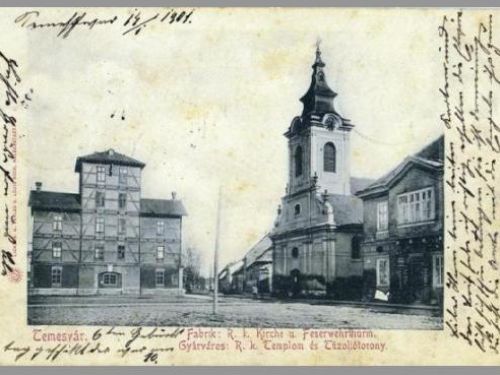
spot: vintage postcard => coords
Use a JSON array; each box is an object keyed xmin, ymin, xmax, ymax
[{"xmin": 0, "ymin": 7, "xmax": 499, "ymax": 365}]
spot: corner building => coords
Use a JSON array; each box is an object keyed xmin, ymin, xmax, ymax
[{"xmin": 29, "ymin": 149, "xmax": 187, "ymax": 295}]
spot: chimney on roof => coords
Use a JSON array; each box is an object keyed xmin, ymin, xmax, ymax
[
  {"xmin": 171, "ymin": 191, "xmax": 177, "ymax": 200},
  {"xmin": 35, "ymin": 182, "xmax": 42, "ymax": 191}
]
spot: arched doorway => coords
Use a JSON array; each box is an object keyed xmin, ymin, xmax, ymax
[{"xmin": 290, "ymin": 269, "xmax": 301, "ymax": 297}]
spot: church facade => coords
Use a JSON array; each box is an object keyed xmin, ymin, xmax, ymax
[
  {"xmin": 28, "ymin": 149, "xmax": 187, "ymax": 296},
  {"xmin": 270, "ymin": 47, "xmax": 372, "ymax": 299}
]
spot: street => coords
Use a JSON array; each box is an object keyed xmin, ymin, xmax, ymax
[{"xmin": 28, "ymin": 294, "xmax": 443, "ymax": 329}]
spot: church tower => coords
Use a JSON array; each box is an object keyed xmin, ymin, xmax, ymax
[
  {"xmin": 270, "ymin": 43, "xmax": 366, "ymax": 297},
  {"xmin": 286, "ymin": 44, "xmax": 353, "ymax": 197}
]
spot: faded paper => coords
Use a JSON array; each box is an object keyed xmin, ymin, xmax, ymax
[{"xmin": 0, "ymin": 7, "xmax": 498, "ymax": 365}]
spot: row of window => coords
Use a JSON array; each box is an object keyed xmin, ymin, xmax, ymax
[
  {"xmin": 293, "ymin": 142, "xmax": 337, "ymax": 177},
  {"xmin": 95, "ymin": 192, "xmax": 127, "ymax": 209},
  {"xmin": 52, "ymin": 215, "xmax": 167, "ymax": 236},
  {"xmin": 376, "ymin": 187, "xmax": 436, "ymax": 231},
  {"xmin": 50, "ymin": 268, "xmax": 169, "ymax": 287},
  {"xmin": 96, "ymin": 165, "xmax": 128, "ymax": 184},
  {"xmin": 50, "ymin": 243, "xmax": 167, "ymax": 260},
  {"xmin": 375, "ymin": 254, "xmax": 444, "ymax": 287}
]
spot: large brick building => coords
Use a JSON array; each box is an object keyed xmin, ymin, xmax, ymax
[
  {"xmin": 270, "ymin": 46, "xmax": 373, "ymax": 298},
  {"xmin": 356, "ymin": 136, "xmax": 444, "ymax": 305},
  {"xmin": 28, "ymin": 149, "xmax": 187, "ymax": 295}
]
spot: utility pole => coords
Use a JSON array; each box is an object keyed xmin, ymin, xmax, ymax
[{"xmin": 213, "ymin": 186, "xmax": 222, "ymax": 315}]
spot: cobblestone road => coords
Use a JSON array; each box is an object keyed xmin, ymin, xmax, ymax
[{"xmin": 28, "ymin": 294, "xmax": 443, "ymax": 329}]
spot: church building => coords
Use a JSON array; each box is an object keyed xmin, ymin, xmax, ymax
[{"xmin": 270, "ymin": 46, "xmax": 372, "ymax": 298}]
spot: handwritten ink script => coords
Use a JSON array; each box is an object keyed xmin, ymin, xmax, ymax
[
  {"xmin": 2, "ymin": 327, "xmax": 385, "ymax": 364},
  {"xmin": 0, "ymin": 49, "xmax": 20, "ymax": 281},
  {"xmin": 439, "ymin": 11, "xmax": 500, "ymax": 353},
  {"xmin": 14, "ymin": 9, "xmax": 196, "ymax": 39}
]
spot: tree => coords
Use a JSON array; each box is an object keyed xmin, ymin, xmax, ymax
[{"xmin": 182, "ymin": 247, "xmax": 202, "ymax": 293}]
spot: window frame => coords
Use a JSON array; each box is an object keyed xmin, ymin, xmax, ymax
[
  {"xmin": 157, "ymin": 245, "xmax": 165, "ymax": 261},
  {"xmin": 52, "ymin": 241, "xmax": 62, "ymax": 259},
  {"xmin": 53, "ymin": 214, "xmax": 63, "ymax": 232},
  {"xmin": 433, "ymin": 254, "xmax": 444, "ymax": 287},
  {"xmin": 376, "ymin": 258, "xmax": 390, "ymax": 287},
  {"xmin": 51, "ymin": 266, "xmax": 62, "ymax": 287},
  {"xmin": 102, "ymin": 272, "xmax": 118, "ymax": 286},
  {"xmin": 397, "ymin": 187, "xmax": 435, "ymax": 226},
  {"xmin": 95, "ymin": 191, "xmax": 105, "ymax": 208},
  {"xmin": 377, "ymin": 201, "xmax": 389, "ymax": 232},
  {"xmin": 157, "ymin": 220, "xmax": 165, "ymax": 236},
  {"xmin": 118, "ymin": 217, "xmax": 126, "ymax": 235},
  {"xmin": 96, "ymin": 216, "xmax": 105, "ymax": 234},
  {"xmin": 155, "ymin": 269, "xmax": 165, "ymax": 287},
  {"xmin": 323, "ymin": 142, "xmax": 336, "ymax": 173},
  {"xmin": 95, "ymin": 245, "xmax": 104, "ymax": 261},
  {"xmin": 117, "ymin": 245, "xmax": 125, "ymax": 260},
  {"xmin": 118, "ymin": 193, "xmax": 127, "ymax": 209},
  {"xmin": 96, "ymin": 165, "xmax": 106, "ymax": 183},
  {"xmin": 294, "ymin": 145, "xmax": 303, "ymax": 177},
  {"xmin": 119, "ymin": 167, "xmax": 128, "ymax": 184}
]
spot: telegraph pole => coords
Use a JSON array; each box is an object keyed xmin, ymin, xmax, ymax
[{"xmin": 213, "ymin": 186, "xmax": 222, "ymax": 315}]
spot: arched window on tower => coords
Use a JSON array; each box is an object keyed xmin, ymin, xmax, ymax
[
  {"xmin": 294, "ymin": 146, "xmax": 303, "ymax": 177},
  {"xmin": 324, "ymin": 142, "xmax": 336, "ymax": 173}
]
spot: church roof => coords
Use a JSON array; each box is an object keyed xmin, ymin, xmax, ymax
[
  {"xmin": 75, "ymin": 149, "xmax": 145, "ymax": 172},
  {"xmin": 356, "ymin": 135, "xmax": 444, "ymax": 198},
  {"xmin": 300, "ymin": 45, "xmax": 338, "ymax": 116}
]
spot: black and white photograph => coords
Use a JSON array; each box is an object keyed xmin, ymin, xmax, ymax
[{"xmin": 23, "ymin": 10, "xmax": 445, "ymax": 330}]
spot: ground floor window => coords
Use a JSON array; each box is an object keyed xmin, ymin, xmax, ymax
[
  {"xmin": 51, "ymin": 266, "xmax": 62, "ymax": 287},
  {"xmin": 376, "ymin": 258, "xmax": 390, "ymax": 287},
  {"xmin": 99, "ymin": 272, "xmax": 121, "ymax": 288},
  {"xmin": 433, "ymin": 254, "xmax": 444, "ymax": 287},
  {"xmin": 156, "ymin": 269, "xmax": 165, "ymax": 287}
]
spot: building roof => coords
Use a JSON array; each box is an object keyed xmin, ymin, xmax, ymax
[
  {"xmin": 219, "ymin": 260, "xmax": 244, "ymax": 280},
  {"xmin": 140, "ymin": 198, "xmax": 188, "ymax": 217},
  {"xmin": 325, "ymin": 194, "xmax": 364, "ymax": 226},
  {"xmin": 29, "ymin": 191, "xmax": 81, "ymax": 212},
  {"xmin": 75, "ymin": 149, "xmax": 145, "ymax": 172},
  {"xmin": 350, "ymin": 177, "xmax": 375, "ymax": 195},
  {"xmin": 300, "ymin": 46, "xmax": 338, "ymax": 116},
  {"xmin": 29, "ymin": 191, "xmax": 187, "ymax": 217},
  {"xmin": 356, "ymin": 135, "xmax": 444, "ymax": 199},
  {"xmin": 244, "ymin": 234, "xmax": 273, "ymax": 269}
]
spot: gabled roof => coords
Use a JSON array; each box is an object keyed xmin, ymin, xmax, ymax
[
  {"xmin": 75, "ymin": 149, "xmax": 145, "ymax": 172},
  {"xmin": 140, "ymin": 198, "xmax": 187, "ymax": 217},
  {"xmin": 356, "ymin": 135, "xmax": 444, "ymax": 199},
  {"xmin": 29, "ymin": 191, "xmax": 81, "ymax": 212},
  {"xmin": 244, "ymin": 234, "xmax": 273, "ymax": 269}
]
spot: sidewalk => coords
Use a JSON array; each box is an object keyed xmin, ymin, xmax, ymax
[{"xmin": 219, "ymin": 293, "xmax": 442, "ymax": 312}]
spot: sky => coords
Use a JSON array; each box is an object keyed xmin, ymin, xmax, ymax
[{"xmin": 22, "ymin": 8, "xmax": 443, "ymax": 275}]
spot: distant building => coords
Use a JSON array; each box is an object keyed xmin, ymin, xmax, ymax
[
  {"xmin": 270, "ymin": 46, "xmax": 373, "ymax": 298},
  {"xmin": 218, "ymin": 260, "xmax": 243, "ymax": 294},
  {"xmin": 356, "ymin": 136, "xmax": 444, "ymax": 305},
  {"xmin": 242, "ymin": 235, "xmax": 273, "ymax": 295},
  {"xmin": 29, "ymin": 149, "xmax": 187, "ymax": 296}
]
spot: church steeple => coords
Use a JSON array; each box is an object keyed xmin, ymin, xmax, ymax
[{"xmin": 300, "ymin": 42, "xmax": 338, "ymax": 117}]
